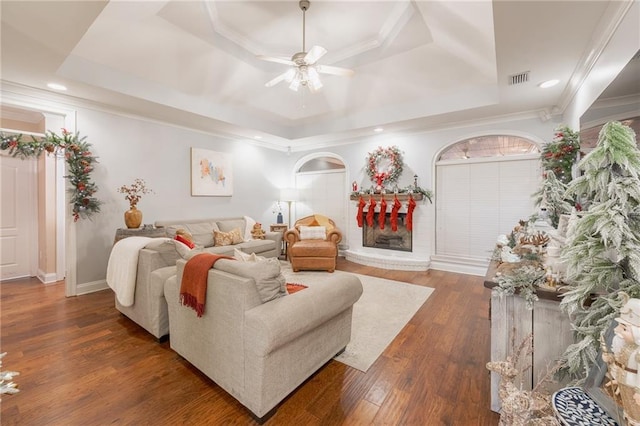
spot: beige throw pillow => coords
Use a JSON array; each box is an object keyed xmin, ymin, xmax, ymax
[
  {"xmin": 214, "ymin": 228, "xmax": 244, "ymax": 246},
  {"xmin": 299, "ymin": 225, "xmax": 326, "ymax": 240}
]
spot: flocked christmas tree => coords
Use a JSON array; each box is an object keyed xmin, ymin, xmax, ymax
[
  {"xmin": 532, "ymin": 169, "xmax": 574, "ymax": 228},
  {"xmin": 541, "ymin": 125, "xmax": 581, "ymax": 185},
  {"xmin": 558, "ymin": 121, "xmax": 640, "ymax": 382}
]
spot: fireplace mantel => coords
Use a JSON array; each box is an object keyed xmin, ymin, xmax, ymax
[{"xmin": 349, "ymin": 193, "xmax": 424, "ymax": 202}]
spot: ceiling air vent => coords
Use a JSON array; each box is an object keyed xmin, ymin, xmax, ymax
[{"xmin": 508, "ymin": 71, "xmax": 530, "ymax": 85}]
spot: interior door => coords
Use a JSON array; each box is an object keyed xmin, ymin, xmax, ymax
[{"xmin": 1, "ymin": 154, "xmax": 37, "ymax": 280}]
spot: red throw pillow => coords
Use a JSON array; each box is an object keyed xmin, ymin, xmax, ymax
[{"xmin": 175, "ymin": 234, "xmax": 195, "ymax": 249}]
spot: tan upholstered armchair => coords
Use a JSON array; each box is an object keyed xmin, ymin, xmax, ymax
[{"xmin": 285, "ymin": 214, "xmax": 342, "ymax": 272}]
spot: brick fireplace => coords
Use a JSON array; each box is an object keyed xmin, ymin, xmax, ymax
[
  {"xmin": 362, "ymin": 212, "xmax": 412, "ymax": 252},
  {"xmin": 344, "ymin": 193, "xmax": 431, "ymax": 271}
]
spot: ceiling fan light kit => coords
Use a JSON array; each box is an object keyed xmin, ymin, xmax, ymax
[{"xmin": 258, "ymin": 0, "xmax": 354, "ymax": 93}]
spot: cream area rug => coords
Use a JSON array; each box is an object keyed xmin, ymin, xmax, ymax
[{"xmin": 280, "ymin": 264, "xmax": 434, "ymax": 372}]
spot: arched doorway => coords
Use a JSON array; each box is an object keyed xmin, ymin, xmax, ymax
[{"xmin": 293, "ymin": 153, "xmax": 349, "ymax": 249}]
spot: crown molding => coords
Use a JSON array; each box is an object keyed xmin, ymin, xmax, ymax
[{"xmin": 555, "ymin": 0, "xmax": 636, "ymax": 114}]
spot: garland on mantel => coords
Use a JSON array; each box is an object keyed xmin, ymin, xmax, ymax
[
  {"xmin": 1, "ymin": 129, "xmax": 101, "ymax": 221},
  {"xmin": 356, "ymin": 193, "xmax": 418, "ymax": 231}
]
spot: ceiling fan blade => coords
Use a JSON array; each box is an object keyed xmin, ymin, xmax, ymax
[
  {"xmin": 316, "ymin": 64, "xmax": 355, "ymax": 77},
  {"xmin": 304, "ymin": 46, "xmax": 327, "ymax": 65},
  {"xmin": 257, "ymin": 55, "xmax": 296, "ymax": 66},
  {"xmin": 265, "ymin": 69, "xmax": 295, "ymax": 87}
]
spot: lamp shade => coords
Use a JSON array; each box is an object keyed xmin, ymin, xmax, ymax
[{"xmin": 280, "ymin": 188, "xmax": 299, "ymax": 202}]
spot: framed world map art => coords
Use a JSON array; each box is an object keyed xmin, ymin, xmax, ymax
[{"xmin": 191, "ymin": 148, "xmax": 233, "ymax": 196}]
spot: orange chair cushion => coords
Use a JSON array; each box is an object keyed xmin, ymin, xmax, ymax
[{"xmin": 288, "ymin": 240, "xmax": 337, "ymax": 257}]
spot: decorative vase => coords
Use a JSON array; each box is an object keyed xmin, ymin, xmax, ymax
[
  {"xmin": 124, "ymin": 206, "xmax": 143, "ymax": 229},
  {"xmin": 276, "ymin": 212, "xmax": 283, "ymax": 224}
]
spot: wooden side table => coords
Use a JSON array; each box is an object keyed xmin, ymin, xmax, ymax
[
  {"xmin": 270, "ymin": 224, "xmax": 289, "ymax": 259},
  {"xmin": 114, "ymin": 226, "xmax": 166, "ymax": 244}
]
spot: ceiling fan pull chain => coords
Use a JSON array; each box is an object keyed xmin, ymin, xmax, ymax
[{"xmin": 302, "ymin": 3, "xmax": 306, "ymax": 52}]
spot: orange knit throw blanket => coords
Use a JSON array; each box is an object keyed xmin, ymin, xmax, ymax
[{"xmin": 180, "ymin": 253, "xmax": 233, "ymax": 317}]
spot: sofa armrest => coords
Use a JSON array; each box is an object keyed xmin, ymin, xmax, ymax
[
  {"xmin": 327, "ymin": 230, "xmax": 342, "ymax": 244},
  {"xmin": 244, "ymin": 274, "xmax": 363, "ymax": 356},
  {"xmin": 263, "ymin": 231, "xmax": 282, "ymax": 249},
  {"xmin": 137, "ymin": 247, "xmax": 175, "ymax": 286},
  {"xmin": 284, "ymin": 229, "xmax": 301, "ymax": 245}
]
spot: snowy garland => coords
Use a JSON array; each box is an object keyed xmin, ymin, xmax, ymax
[
  {"xmin": 1, "ymin": 129, "xmax": 101, "ymax": 222},
  {"xmin": 366, "ymin": 146, "xmax": 403, "ymax": 188}
]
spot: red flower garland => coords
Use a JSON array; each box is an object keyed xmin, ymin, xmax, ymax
[{"xmin": 1, "ymin": 129, "xmax": 101, "ymax": 222}]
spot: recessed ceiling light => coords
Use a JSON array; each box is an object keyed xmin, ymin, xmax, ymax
[
  {"xmin": 47, "ymin": 83, "xmax": 67, "ymax": 91},
  {"xmin": 374, "ymin": 127, "xmax": 384, "ymax": 133},
  {"xmin": 538, "ymin": 79, "xmax": 559, "ymax": 89}
]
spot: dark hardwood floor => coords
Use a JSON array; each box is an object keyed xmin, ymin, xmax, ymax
[{"xmin": 1, "ymin": 258, "xmax": 500, "ymax": 425}]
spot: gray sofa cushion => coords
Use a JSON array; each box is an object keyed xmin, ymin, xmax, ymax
[
  {"xmin": 166, "ymin": 222, "xmax": 219, "ymax": 247},
  {"xmin": 214, "ymin": 258, "xmax": 286, "ymax": 303},
  {"xmin": 145, "ymin": 239, "xmax": 181, "ymax": 265},
  {"xmin": 237, "ymin": 239, "xmax": 276, "ymax": 255},
  {"xmin": 216, "ymin": 219, "xmax": 246, "ymax": 235},
  {"xmin": 203, "ymin": 245, "xmax": 235, "ymax": 257}
]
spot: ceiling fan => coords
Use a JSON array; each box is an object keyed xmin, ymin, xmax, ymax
[{"xmin": 257, "ymin": 0, "xmax": 354, "ymax": 93}]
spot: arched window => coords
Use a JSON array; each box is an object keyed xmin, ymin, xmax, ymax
[
  {"xmin": 438, "ymin": 135, "xmax": 539, "ymax": 161},
  {"xmin": 434, "ymin": 134, "xmax": 541, "ymax": 272},
  {"xmin": 297, "ymin": 156, "xmax": 345, "ymax": 172},
  {"xmin": 294, "ymin": 154, "xmax": 347, "ymax": 248}
]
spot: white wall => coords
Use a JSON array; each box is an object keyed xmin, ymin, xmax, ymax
[
  {"xmin": 71, "ymin": 107, "xmax": 289, "ymax": 285},
  {"xmin": 563, "ymin": 1, "xmax": 640, "ymax": 127},
  {"xmin": 292, "ymin": 115, "xmax": 558, "ymax": 273}
]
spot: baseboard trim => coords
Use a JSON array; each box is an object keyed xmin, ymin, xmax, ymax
[
  {"xmin": 429, "ymin": 255, "xmax": 489, "ymax": 276},
  {"xmin": 76, "ymin": 279, "xmax": 109, "ymax": 295},
  {"xmin": 37, "ymin": 270, "xmax": 59, "ymax": 284},
  {"xmin": 344, "ymin": 250, "xmax": 430, "ymax": 271}
]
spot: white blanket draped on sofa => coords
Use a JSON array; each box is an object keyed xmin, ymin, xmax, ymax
[{"xmin": 107, "ymin": 237, "xmax": 168, "ymax": 306}]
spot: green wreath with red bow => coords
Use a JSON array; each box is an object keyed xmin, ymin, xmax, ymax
[{"xmin": 366, "ymin": 145, "xmax": 404, "ymax": 188}]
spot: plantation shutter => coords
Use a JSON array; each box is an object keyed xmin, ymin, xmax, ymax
[{"xmin": 435, "ymin": 155, "xmax": 541, "ymax": 265}]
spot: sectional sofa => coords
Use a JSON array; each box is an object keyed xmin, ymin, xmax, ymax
[{"xmin": 113, "ymin": 216, "xmax": 282, "ymax": 339}]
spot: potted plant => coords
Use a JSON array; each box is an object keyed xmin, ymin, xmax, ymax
[{"xmin": 117, "ymin": 178, "xmax": 154, "ymax": 229}]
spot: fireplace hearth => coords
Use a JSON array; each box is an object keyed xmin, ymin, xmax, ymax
[{"xmin": 362, "ymin": 212, "xmax": 412, "ymax": 252}]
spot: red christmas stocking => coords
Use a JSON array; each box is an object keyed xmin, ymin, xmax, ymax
[
  {"xmin": 356, "ymin": 196, "xmax": 366, "ymax": 227},
  {"xmin": 406, "ymin": 195, "xmax": 416, "ymax": 231},
  {"xmin": 391, "ymin": 195, "xmax": 402, "ymax": 231},
  {"xmin": 366, "ymin": 196, "xmax": 376, "ymax": 227},
  {"xmin": 378, "ymin": 198, "xmax": 387, "ymax": 229}
]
